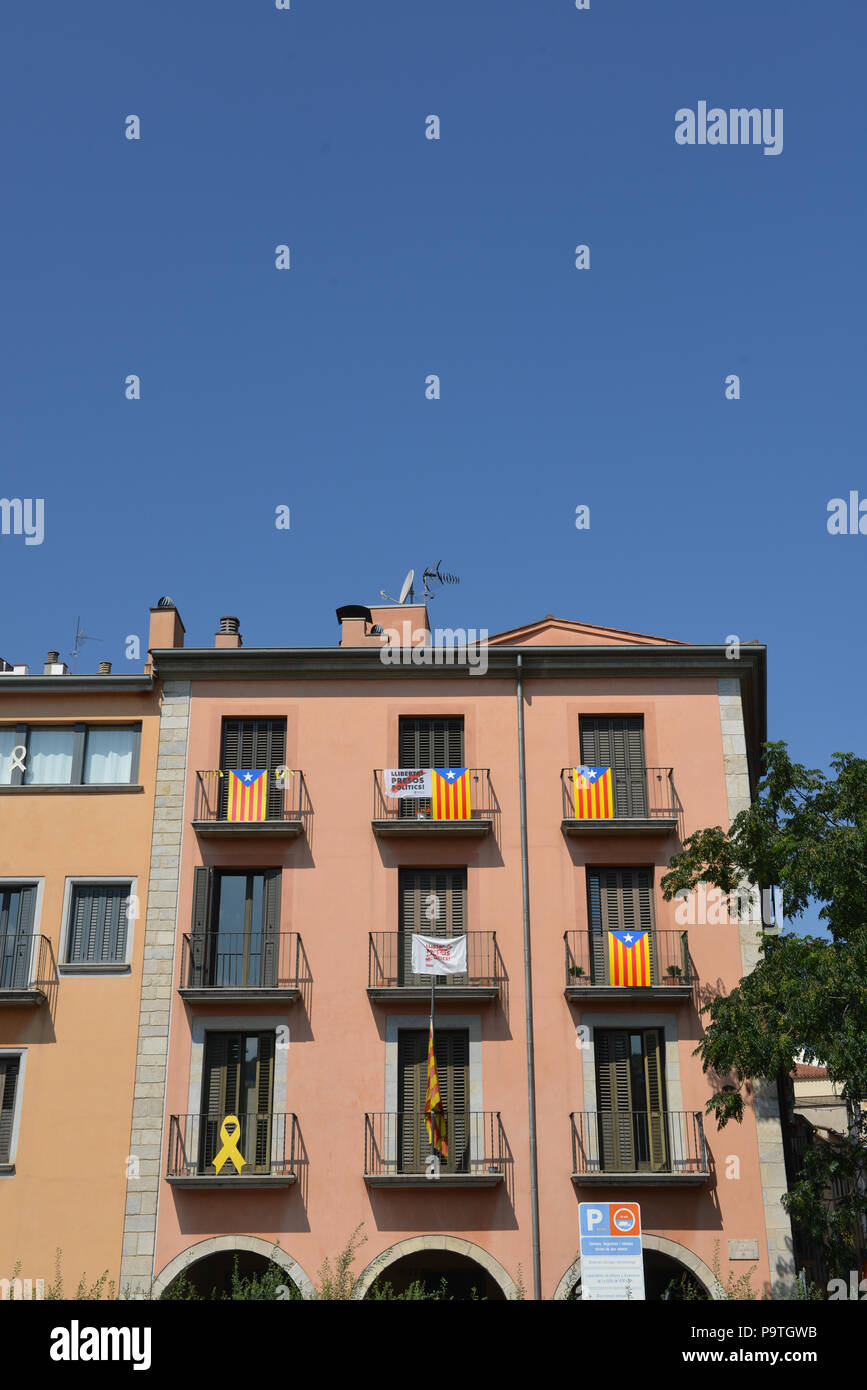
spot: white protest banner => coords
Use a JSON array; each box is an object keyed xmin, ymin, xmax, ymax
[
  {"xmin": 411, "ymin": 934, "xmax": 468, "ymax": 975},
  {"xmin": 383, "ymin": 768, "xmax": 432, "ymax": 798}
]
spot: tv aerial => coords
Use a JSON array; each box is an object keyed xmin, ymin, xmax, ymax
[
  {"xmin": 69, "ymin": 615, "xmax": 103, "ymax": 673},
  {"xmin": 421, "ymin": 562, "xmax": 460, "ymax": 601}
]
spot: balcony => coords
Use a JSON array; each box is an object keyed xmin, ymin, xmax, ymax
[
  {"xmin": 364, "ymin": 1111, "xmax": 505, "ymax": 1187},
  {"xmin": 372, "ymin": 769, "xmax": 494, "ymax": 838},
  {"xmin": 0, "ymin": 934, "xmax": 56, "ymax": 1006},
  {"xmin": 166, "ymin": 1112, "xmax": 298, "ymax": 1187},
  {"xmin": 570, "ymin": 1110, "xmax": 709, "ymax": 1186},
  {"xmin": 560, "ymin": 767, "xmax": 679, "ymax": 836},
  {"xmin": 179, "ymin": 933, "xmax": 303, "ymax": 1002},
  {"xmin": 564, "ymin": 930, "xmax": 693, "ymax": 1001},
  {"xmin": 191, "ymin": 769, "xmax": 309, "ymax": 839},
  {"xmin": 367, "ymin": 932, "xmax": 500, "ymax": 1002}
]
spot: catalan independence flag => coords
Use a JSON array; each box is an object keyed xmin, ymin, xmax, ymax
[
  {"xmin": 572, "ymin": 765, "xmax": 614, "ymax": 819},
  {"xmin": 425, "ymin": 1019, "xmax": 448, "ymax": 1159},
  {"xmin": 432, "ymin": 768, "xmax": 472, "ymax": 820},
  {"xmin": 226, "ymin": 769, "xmax": 268, "ymax": 822},
  {"xmin": 608, "ymin": 929, "xmax": 652, "ymax": 987}
]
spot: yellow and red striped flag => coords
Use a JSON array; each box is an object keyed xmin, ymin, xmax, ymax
[
  {"xmin": 226, "ymin": 769, "xmax": 268, "ymax": 822},
  {"xmin": 425, "ymin": 1019, "xmax": 448, "ymax": 1159},
  {"xmin": 572, "ymin": 765, "xmax": 613, "ymax": 819},
  {"xmin": 608, "ymin": 930, "xmax": 652, "ymax": 986},
  {"xmin": 431, "ymin": 768, "xmax": 472, "ymax": 820}
]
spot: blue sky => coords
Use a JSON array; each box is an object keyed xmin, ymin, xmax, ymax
[{"xmin": 1, "ymin": 2, "xmax": 863, "ymax": 934}]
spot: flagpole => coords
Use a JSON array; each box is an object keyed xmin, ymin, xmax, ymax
[{"xmin": 430, "ymin": 972, "xmax": 436, "ymax": 1160}]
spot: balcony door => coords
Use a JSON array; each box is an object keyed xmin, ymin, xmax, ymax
[
  {"xmin": 594, "ymin": 1027, "xmax": 668, "ymax": 1172},
  {"xmin": 190, "ymin": 867, "xmax": 281, "ymax": 989},
  {"xmin": 219, "ymin": 718, "xmax": 287, "ymax": 820},
  {"xmin": 0, "ymin": 886, "xmax": 36, "ymax": 990},
  {"xmin": 587, "ymin": 868, "xmax": 657, "ymax": 986},
  {"xmin": 398, "ymin": 869, "xmax": 467, "ymax": 987},
  {"xmin": 397, "ymin": 1028, "xmax": 469, "ymax": 1174},
  {"xmin": 579, "ymin": 717, "xmax": 647, "ymax": 818},
  {"xmin": 199, "ymin": 1031, "xmax": 275, "ymax": 1174},
  {"xmin": 397, "ymin": 717, "xmax": 464, "ymax": 818}
]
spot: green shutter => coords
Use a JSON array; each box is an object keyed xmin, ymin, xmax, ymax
[
  {"xmin": 588, "ymin": 868, "xmax": 655, "ymax": 985},
  {"xmin": 0, "ymin": 1057, "xmax": 20, "ymax": 1163},
  {"xmin": 398, "ymin": 868, "xmax": 467, "ymax": 986},
  {"xmin": 397, "ymin": 1027, "xmax": 469, "ymax": 1173},
  {"xmin": 261, "ymin": 870, "xmax": 281, "ymax": 988},
  {"xmin": 580, "ymin": 717, "xmax": 647, "ymax": 817},
  {"xmin": 643, "ymin": 1028, "xmax": 668, "ymax": 1170},
  {"xmin": 397, "ymin": 719, "xmax": 464, "ymax": 818},
  {"xmin": 190, "ymin": 867, "xmax": 213, "ymax": 986},
  {"xmin": 595, "ymin": 1030, "xmax": 635, "ymax": 1171},
  {"xmin": 219, "ymin": 719, "xmax": 287, "ymax": 818}
]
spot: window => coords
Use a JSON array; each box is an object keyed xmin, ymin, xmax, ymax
[
  {"xmin": 398, "ymin": 1028, "xmax": 469, "ymax": 1174},
  {"xmin": 0, "ymin": 1056, "xmax": 21, "ymax": 1166},
  {"xmin": 219, "ymin": 718, "xmax": 286, "ymax": 820},
  {"xmin": 0, "ymin": 724, "xmax": 141, "ymax": 787},
  {"xmin": 594, "ymin": 1027, "xmax": 667, "ymax": 1172},
  {"xmin": 199, "ymin": 1031, "xmax": 275, "ymax": 1174},
  {"xmin": 189, "ymin": 867, "xmax": 281, "ymax": 988},
  {"xmin": 579, "ymin": 716, "xmax": 647, "ymax": 817},
  {"xmin": 587, "ymin": 867, "xmax": 655, "ymax": 985},
  {"xmin": 64, "ymin": 883, "xmax": 131, "ymax": 965},
  {"xmin": 0, "ymin": 886, "xmax": 37, "ymax": 990},
  {"xmin": 398, "ymin": 868, "xmax": 467, "ymax": 987},
  {"xmin": 397, "ymin": 717, "xmax": 464, "ymax": 817}
]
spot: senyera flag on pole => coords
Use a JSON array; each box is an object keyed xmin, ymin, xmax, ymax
[
  {"xmin": 226, "ymin": 769, "xmax": 268, "ymax": 822},
  {"xmin": 572, "ymin": 766, "xmax": 613, "ymax": 819},
  {"xmin": 425, "ymin": 1018, "xmax": 448, "ymax": 1159}
]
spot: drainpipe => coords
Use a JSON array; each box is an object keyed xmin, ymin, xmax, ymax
[{"xmin": 516, "ymin": 653, "xmax": 542, "ymax": 1299}]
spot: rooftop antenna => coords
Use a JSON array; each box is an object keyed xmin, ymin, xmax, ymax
[
  {"xmin": 421, "ymin": 561, "xmax": 460, "ymax": 601},
  {"xmin": 69, "ymin": 616, "xmax": 103, "ymax": 673},
  {"xmin": 380, "ymin": 569, "xmax": 415, "ymax": 605}
]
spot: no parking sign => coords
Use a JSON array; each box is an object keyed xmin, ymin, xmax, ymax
[{"xmin": 578, "ymin": 1202, "xmax": 645, "ymax": 1300}]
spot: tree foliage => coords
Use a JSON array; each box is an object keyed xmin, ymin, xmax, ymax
[{"xmin": 660, "ymin": 743, "xmax": 867, "ymax": 1269}]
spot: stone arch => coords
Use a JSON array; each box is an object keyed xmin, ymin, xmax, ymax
[
  {"xmin": 552, "ymin": 1234, "xmax": 723, "ymax": 1301},
  {"xmin": 151, "ymin": 1236, "xmax": 314, "ymax": 1299},
  {"xmin": 354, "ymin": 1235, "xmax": 520, "ymax": 1300}
]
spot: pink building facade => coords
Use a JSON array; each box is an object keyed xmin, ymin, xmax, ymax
[{"xmin": 119, "ymin": 603, "xmax": 793, "ymax": 1300}]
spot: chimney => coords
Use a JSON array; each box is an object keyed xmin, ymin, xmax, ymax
[
  {"xmin": 99, "ymin": 661, "xmax": 112, "ymax": 674},
  {"xmin": 12, "ymin": 665, "xmax": 29, "ymax": 675},
  {"xmin": 146, "ymin": 598, "xmax": 185, "ymax": 673},
  {"xmin": 336, "ymin": 603, "xmax": 431, "ymax": 649},
  {"xmin": 215, "ymin": 615, "xmax": 242, "ymax": 649},
  {"xmin": 43, "ymin": 651, "xmax": 68, "ymax": 675}
]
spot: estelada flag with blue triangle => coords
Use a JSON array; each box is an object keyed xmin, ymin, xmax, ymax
[
  {"xmin": 608, "ymin": 929, "xmax": 651, "ymax": 987},
  {"xmin": 226, "ymin": 769, "xmax": 268, "ymax": 822},
  {"xmin": 572, "ymin": 765, "xmax": 613, "ymax": 819},
  {"xmin": 425, "ymin": 1019, "xmax": 448, "ymax": 1158},
  {"xmin": 432, "ymin": 768, "xmax": 471, "ymax": 820}
]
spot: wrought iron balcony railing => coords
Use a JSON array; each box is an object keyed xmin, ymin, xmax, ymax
[
  {"xmin": 368, "ymin": 932, "xmax": 500, "ymax": 991},
  {"xmin": 180, "ymin": 933, "xmax": 302, "ymax": 993},
  {"xmin": 364, "ymin": 1111, "xmax": 505, "ymax": 1179},
  {"xmin": 561, "ymin": 766, "xmax": 678, "ymax": 825},
  {"xmin": 167, "ymin": 1112, "xmax": 297, "ymax": 1179},
  {"xmin": 0, "ymin": 933, "xmax": 55, "ymax": 1001},
  {"xmin": 193, "ymin": 769, "xmax": 308, "ymax": 828},
  {"xmin": 564, "ymin": 930, "xmax": 692, "ymax": 991},
  {"xmin": 372, "ymin": 769, "xmax": 494, "ymax": 825},
  {"xmin": 570, "ymin": 1110, "xmax": 709, "ymax": 1180}
]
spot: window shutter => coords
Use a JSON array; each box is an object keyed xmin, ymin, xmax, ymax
[
  {"xmin": 398, "ymin": 1029, "xmax": 427, "ymax": 1171},
  {"xmin": 67, "ymin": 885, "xmax": 128, "ymax": 964},
  {"xmin": 579, "ymin": 717, "xmax": 647, "ymax": 816},
  {"xmin": 261, "ymin": 870, "xmax": 281, "ymax": 988},
  {"xmin": 587, "ymin": 868, "xmax": 655, "ymax": 985},
  {"xmin": 595, "ymin": 1030, "xmax": 635, "ymax": 1170},
  {"xmin": 438, "ymin": 1030, "xmax": 470, "ymax": 1172},
  {"xmin": 254, "ymin": 1033, "xmax": 275, "ymax": 1171},
  {"xmin": 1, "ymin": 886, "xmax": 36, "ymax": 989},
  {"xmin": 398, "ymin": 868, "xmax": 467, "ymax": 986},
  {"xmin": 397, "ymin": 1028, "xmax": 469, "ymax": 1173},
  {"xmin": 643, "ymin": 1028, "xmax": 668, "ymax": 1169},
  {"xmin": 397, "ymin": 719, "xmax": 464, "ymax": 818},
  {"xmin": 190, "ymin": 868, "xmax": 213, "ymax": 986},
  {"xmin": 0, "ymin": 1057, "xmax": 20, "ymax": 1163},
  {"xmin": 219, "ymin": 719, "xmax": 287, "ymax": 818}
]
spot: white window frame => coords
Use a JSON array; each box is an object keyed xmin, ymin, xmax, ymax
[
  {"xmin": 0, "ymin": 1048, "xmax": 28, "ymax": 1176},
  {"xmin": 58, "ymin": 876, "xmax": 137, "ymax": 974}
]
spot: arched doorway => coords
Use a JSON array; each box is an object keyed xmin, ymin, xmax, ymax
[
  {"xmin": 355, "ymin": 1236, "xmax": 518, "ymax": 1300},
  {"xmin": 153, "ymin": 1236, "xmax": 313, "ymax": 1300}
]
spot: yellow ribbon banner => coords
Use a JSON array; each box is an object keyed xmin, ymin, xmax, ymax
[{"xmin": 212, "ymin": 1114, "xmax": 246, "ymax": 1174}]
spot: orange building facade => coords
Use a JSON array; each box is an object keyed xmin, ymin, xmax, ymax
[
  {"xmin": 114, "ymin": 601, "xmax": 794, "ymax": 1300},
  {"xmin": 0, "ymin": 648, "xmax": 160, "ymax": 1295}
]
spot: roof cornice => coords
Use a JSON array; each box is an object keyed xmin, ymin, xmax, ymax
[{"xmin": 0, "ymin": 676, "xmax": 155, "ymax": 693}]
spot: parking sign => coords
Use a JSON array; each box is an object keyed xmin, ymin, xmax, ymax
[{"xmin": 578, "ymin": 1202, "xmax": 645, "ymax": 1300}]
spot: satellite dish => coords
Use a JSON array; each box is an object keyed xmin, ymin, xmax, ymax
[{"xmin": 399, "ymin": 569, "xmax": 415, "ymax": 605}]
